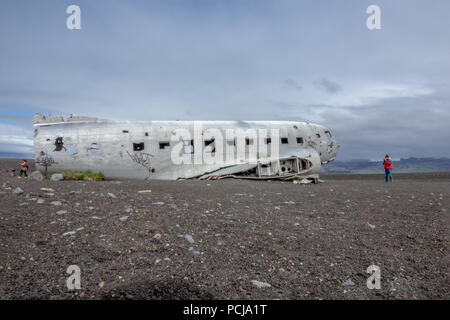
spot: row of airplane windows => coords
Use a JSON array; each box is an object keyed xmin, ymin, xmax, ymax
[{"xmin": 132, "ymin": 136, "xmax": 311, "ymax": 152}]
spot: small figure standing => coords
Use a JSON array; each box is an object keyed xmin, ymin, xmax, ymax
[
  {"xmin": 383, "ymin": 155, "xmax": 393, "ymax": 183},
  {"xmin": 20, "ymin": 160, "xmax": 29, "ymax": 177}
]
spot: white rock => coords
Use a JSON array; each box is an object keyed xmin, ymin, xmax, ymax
[
  {"xmin": 30, "ymin": 171, "xmax": 44, "ymax": 181},
  {"xmin": 251, "ymin": 280, "xmax": 271, "ymax": 288},
  {"xmin": 184, "ymin": 234, "xmax": 195, "ymax": 244},
  {"xmin": 13, "ymin": 187, "xmax": 24, "ymax": 195},
  {"xmin": 50, "ymin": 173, "xmax": 64, "ymax": 181}
]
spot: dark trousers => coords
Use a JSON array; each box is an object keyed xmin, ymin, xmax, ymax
[
  {"xmin": 20, "ymin": 170, "xmax": 28, "ymax": 177},
  {"xmin": 385, "ymin": 169, "xmax": 393, "ymax": 182}
]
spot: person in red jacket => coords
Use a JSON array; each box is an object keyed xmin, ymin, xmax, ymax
[
  {"xmin": 383, "ymin": 155, "xmax": 393, "ymax": 183},
  {"xmin": 19, "ymin": 160, "xmax": 29, "ymax": 177}
]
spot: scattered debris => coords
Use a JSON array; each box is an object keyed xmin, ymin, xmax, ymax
[
  {"xmin": 40, "ymin": 188, "xmax": 55, "ymax": 193},
  {"xmin": 138, "ymin": 190, "xmax": 152, "ymax": 193}
]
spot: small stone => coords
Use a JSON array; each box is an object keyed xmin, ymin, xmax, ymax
[
  {"xmin": 152, "ymin": 202, "xmax": 165, "ymax": 205},
  {"xmin": 51, "ymin": 201, "xmax": 62, "ymax": 206},
  {"xmin": 50, "ymin": 173, "xmax": 64, "ymax": 181},
  {"xmin": 30, "ymin": 171, "xmax": 44, "ymax": 181},
  {"xmin": 251, "ymin": 280, "xmax": 271, "ymax": 288},
  {"xmin": 368, "ymin": 223, "xmax": 376, "ymax": 229},
  {"xmin": 192, "ymin": 251, "xmax": 201, "ymax": 255},
  {"xmin": 107, "ymin": 193, "xmax": 116, "ymax": 199},
  {"xmin": 62, "ymin": 231, "xmax": 76, "ymax": 236},
  {"xmin": 343, "ymin": 279, "xmax": 356, "ymax": 287},
  {"xmin": 184, "ymin": 234, "xmax": 195, "ymax": 244},
  {"xmin": 153, "ymin": 233, "xmax": 161, "ymax": 240},
  {"xmin": 37, "ymin": 199, "xmax": 45, "ymax": 204},
  {"xmin": 119, "ymin": 216, "xmax": 129, "ymax": 222},
  {"xmin": 13, "ymin": 187, "xmax": 24, "ymax": 195},
  {"xmin": 99, "ymin": 281, "xmax": 105, "ymax": 288},
  {"xmin": 56, "ymin": 210, "xmax": 67, "ymax": 215}
]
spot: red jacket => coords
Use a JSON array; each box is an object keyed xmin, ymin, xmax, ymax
[{"xmin": 383, "ymin": 159, "xmax": 393, "ymax": 169}]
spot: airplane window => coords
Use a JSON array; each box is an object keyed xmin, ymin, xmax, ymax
[
  {"xmin": 265, "ymin": 138, "xmax": 272, "ymax": 144},
  {"xmin": 159, "ymin": 142, "xmax": 170, "ymax": 150},
  {"xmin": 204, "ymin": 139, "xmax": 215, "ymax": 153},
  {"xmin": 133, "ymin": 142, "xmax": 144, "ymax": 151},
  {"xmin": 281, "ymin": 138, "xmax": 288, "ymax": 144},
  {"xmin": 246, "ymin": 138, "xmax": 253, "ymax": 145},
  {"xmin": 296, "ymin": 137, "xmax": 304, "ymax": 144}
]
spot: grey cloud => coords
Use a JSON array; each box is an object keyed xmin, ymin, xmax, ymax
[
  {"xmin": 314, "ymin": 78, "xmax": 342, "ymax": 94},
  {"xmin": 282, "ymin": 79, "xmax": 302, "ymax": 92}
]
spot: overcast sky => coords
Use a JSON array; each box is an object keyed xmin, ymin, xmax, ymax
[{"xmin": 1, "ymin": 0, "xmax": 449, "ymax": 160}]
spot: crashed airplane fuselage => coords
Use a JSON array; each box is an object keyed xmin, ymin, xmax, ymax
[{"xmin": 33, "ymin": 114, "xmax": 339, "ymax": 181}]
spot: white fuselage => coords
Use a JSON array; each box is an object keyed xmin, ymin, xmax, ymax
[{"xmin": 33, "ymin": 118, "xmax": 338, "ymax": 180}]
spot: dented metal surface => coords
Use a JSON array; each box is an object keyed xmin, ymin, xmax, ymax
[{"xmin": 33, "ymin": 114, "xmax": 339, "ymax": 181}]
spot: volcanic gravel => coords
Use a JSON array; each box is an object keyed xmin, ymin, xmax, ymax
[{"xmin": 0, "ymin": 163, "xmax": 448, "ymax": 300}]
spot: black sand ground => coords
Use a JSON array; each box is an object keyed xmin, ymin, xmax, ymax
[{"xmin": 0, "ymin": 159, "xmax": 448, "ymax": 299}]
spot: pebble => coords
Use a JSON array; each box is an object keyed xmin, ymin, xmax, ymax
[
  {"xmin": 51, "ymin": 201, "xmax": 62, "ymax": 206},
  {"xmin": 62, "ymin": 231, "xmax": 76, "ymax": 236},
  {"xmin": 184, "ymin": 234, "xmax": 195, "ymax": 244},
  {"xmin": 119, "ymin": 216, "xmax": 129, "ymax": 222},
  {"xmin": 251, "ymin": 280, "xmax": 271, "ymax": 288},
  {"xmin": 13, "ymin": 187, "xmax": 24, "ymax": 195},
  {"xmin": 343, "ymin": 279, "xmax": 356, "ymax": 287},
  {"xmin": 107, "ymin": 193, "xmax": 116, "ymax": 199},
  {"xmin": 153, "ymin": 233, "xmax": 161, "ymax": 240}
]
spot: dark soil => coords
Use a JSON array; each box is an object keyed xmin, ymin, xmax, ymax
[{"xmin": 0, "ymin": 159, "xmax": 448, "ymax": 299}]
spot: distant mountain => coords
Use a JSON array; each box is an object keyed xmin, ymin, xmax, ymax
[
  {"xmin": 0, "ymin": 152, "xmax": 34, "ymax": 159},
  {"xmin": 322, "ymin": 157, "xmax": 450, "ymax": 174}
]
